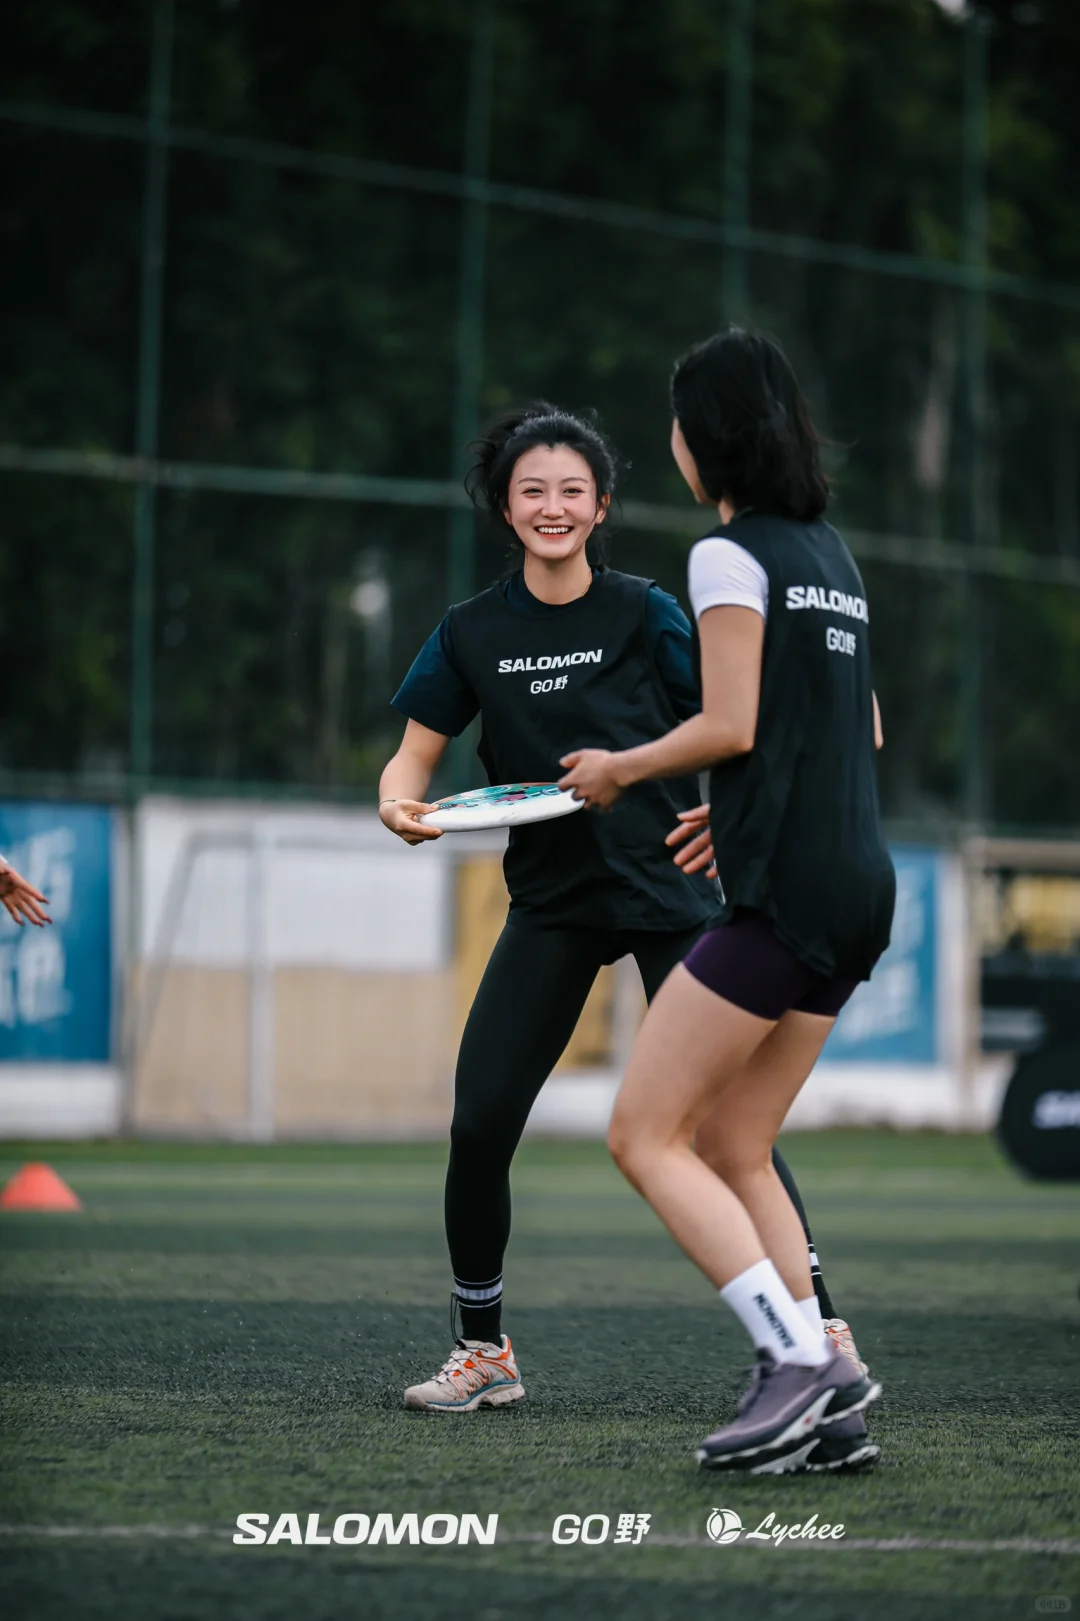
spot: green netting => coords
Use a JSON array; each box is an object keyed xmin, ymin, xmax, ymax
[{"xmin": 1, "ymin": 0, "xmax": 1077, "ymax": 827}]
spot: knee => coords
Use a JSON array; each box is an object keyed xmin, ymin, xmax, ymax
[
  {"xmin": 607, "ymin": 1110, "xmax": 647, "ymax": 1189},
  {"xmin": 696, "ymin": 1129, "xmax": 771, "ymax": 1190},
  {"xmin": 449, "ymin": 1109, "xmax": 497, "ymax": 1168},
  {"xmin": 607, "ymin": 1104, "xmax": 679, "ymax": 1194}
]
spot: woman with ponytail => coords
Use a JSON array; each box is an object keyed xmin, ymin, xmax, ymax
[{"xmin": 379, "ymin": 399, "xmax": 863, "ymax": 1438}]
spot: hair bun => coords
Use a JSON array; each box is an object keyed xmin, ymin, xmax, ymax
[{"xmin": 464, "ymin": 403, "xmax": 619, "ymax": 518}]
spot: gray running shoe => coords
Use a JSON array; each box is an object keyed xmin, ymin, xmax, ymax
[
  {"xmin": 696, "ymin": 1348, "xmax": 881, "ymax": 1470},
  {"xmin": 743, "ymin": 1409, "xmax": 880, "ymax": 1476}
]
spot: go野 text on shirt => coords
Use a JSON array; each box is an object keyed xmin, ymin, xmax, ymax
[{"xmin": 498, "ymin": 649, "xmax": 602, "ymax": 694}]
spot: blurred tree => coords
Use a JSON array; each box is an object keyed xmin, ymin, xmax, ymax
[{"xmin": 0, "ymin": 0, "xmax": 1077, "ymax": 823}]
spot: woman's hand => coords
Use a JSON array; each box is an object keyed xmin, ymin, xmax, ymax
[
  {"xmin": 378, "ymin": 720, "xmax": 450, "ymax": 845},
  {"xmin": 558, "ymin": 748, "xmax": 626, "ymax": 811},
  {"xmin": 379, "ymin": 799, "xmax": 443, "ymax": 846},
  {"xmin": 666, "ymin": 803, "xmax": 716, "ymax": 879},
  {"xmin": 0, "ymin": 863, "xmax": 51, "ymax": 927}
]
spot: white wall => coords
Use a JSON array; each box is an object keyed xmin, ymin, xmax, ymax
[
  {"xmin": 137, "ymin": 798, "xmax": 463, "ymax": 970},
  {"xmin": 2, "ymin": 800, "xmax": 1001, "ymax": 1139},
  {"xmin": 526, "ymin": 1058, "xmax": 1012, "ymax": 1138},
  {"xmin": 0, "ymin": 1066, "xmax": 122, "ymax": 1137}
]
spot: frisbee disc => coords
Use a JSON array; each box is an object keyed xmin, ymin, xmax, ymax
[{"xmin": 419, "ymin": 782, "xmax": 583, "ymax": 832}]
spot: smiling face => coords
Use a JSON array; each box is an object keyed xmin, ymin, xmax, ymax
[{"xmin": 503, "ymin": 444, "xmax": 608, "ymax": 564}]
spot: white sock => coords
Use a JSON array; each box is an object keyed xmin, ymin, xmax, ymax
[
  {"xmin": 720, "ymin": 1260, "xmax": 831, "ymax": 1367},
  {"xmin": 797, "ymin": 1295, "xmax": 825, "ymax": 1337}
]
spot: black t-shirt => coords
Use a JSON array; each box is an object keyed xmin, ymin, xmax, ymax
[
  {"xmin": 693, "ymin": 514, "xmax": 896, "ymax": 980},
  {"xmin": 392, "ymin": 570, "xmax": 701, "ymax": 736},
  {"xmin": 424, "ymin": 569, "xmax": 719, "ymax": 932}
]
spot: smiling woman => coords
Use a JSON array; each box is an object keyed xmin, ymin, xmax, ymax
[{"xmin": 374, "ymin": 399, "xmax": 856, "ymax": 1427}]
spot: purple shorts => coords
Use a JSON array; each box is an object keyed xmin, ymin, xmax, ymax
[{"xmin": 683, "ymin": 909, "xmax": 858, "ymax": 1021}]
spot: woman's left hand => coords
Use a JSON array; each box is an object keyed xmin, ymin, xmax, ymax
[
  {"xmin": 558, "ymin": 749, "xmax": 626, "ymax": 810},
  {"xmin": 666, "ymin": 804, "xmax": 717, "ymax": 879}
]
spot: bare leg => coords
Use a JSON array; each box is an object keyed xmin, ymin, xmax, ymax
[
  {"xmin": 693, "ymin": 1012, "xmax": 834, "ymax": 1301},
  {"xmin": 608, "ymin": 965, "xmax": 835, "ymax": 1290},
  {"xmin": 632, "ymin": 927, "xmax": 830, "ymax": 1304}
]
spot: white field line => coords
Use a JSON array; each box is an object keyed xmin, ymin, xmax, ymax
[{"xmin": 2, "ymin": 1525, "xmax": 1080, "ymax": 1556}]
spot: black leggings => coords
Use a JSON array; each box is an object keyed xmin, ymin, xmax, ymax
[{"xmin": 445, "ymin": 919, "xmax": 834, "ymax": 1330}]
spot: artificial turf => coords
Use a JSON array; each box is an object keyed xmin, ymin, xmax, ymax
[{"xmin": 1, "ymin": 1131, "xmax": 1078, "ymax": 1620}]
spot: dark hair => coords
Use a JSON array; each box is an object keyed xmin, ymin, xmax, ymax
[
  {"xmin": 465, "ymin": 402, "xmax": 619, "ymax": 527},
  {"xmin": 670, "ymin": 327, "xmax": 829, "ymax": 521}
]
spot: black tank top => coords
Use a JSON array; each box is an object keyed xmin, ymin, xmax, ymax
[
  {"xmin": 447, "ymin": 569, "xmax": 718, "ymax": 931},
  {"xmin": 692, "ymin": 514, "xmax": 896, "ymax": 980}
]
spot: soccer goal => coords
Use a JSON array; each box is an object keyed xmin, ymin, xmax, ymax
[
  {"xmin": 126, "ymin": 802, "xmax": 463, "ymax": 1139},
  {"xmin": 124, "ymin": 799, "xmax": 615, "ymax": 1141}
]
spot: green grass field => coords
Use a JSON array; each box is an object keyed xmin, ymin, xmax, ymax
[{"xmin": 1, "ymin": 1131, "xmax": 1078, "ymax": 1620}]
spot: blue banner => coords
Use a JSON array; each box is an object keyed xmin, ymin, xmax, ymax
[
  {"xmin": 824, "ymin": 846, "xmax": 939, "ymax": 1065},
  {"xmin": 0, "ymin": 803, "xmax": 113, "ymax": 1062}
]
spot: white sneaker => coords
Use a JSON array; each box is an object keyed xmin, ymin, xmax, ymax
[
  {"xmin": 403, "ymin": 1336, "xmax": 525, "ymax": 1412},
  {"xmin": 824, "ymin": 1317, "xmax": 869, "ymax": 1374}
]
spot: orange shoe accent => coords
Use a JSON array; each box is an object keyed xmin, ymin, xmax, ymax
[
  {"xmin": 403, "ymin": 1334, "xmax": 525, "ymax": 1411},
  {"xmin": 0, "ymin": 1163, "xmax": 82, "ymax": 1212},
  {"xmin": 824, "ymin": 1317, "xmax": 868, "ymax": 1375}
]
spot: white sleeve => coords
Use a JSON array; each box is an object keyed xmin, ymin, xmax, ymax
[{"xmin": 687, "ymin": 537, "xmax": 769, "ymax": 622}]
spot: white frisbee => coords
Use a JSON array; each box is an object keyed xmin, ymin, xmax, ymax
[{"xmin": 419, "ymin": 782, "xmax": 584, "ymax": 832}]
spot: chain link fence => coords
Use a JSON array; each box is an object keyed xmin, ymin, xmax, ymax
[{"xmin": 2, "ymin": 0, "xmax": 1078, "ymax": 830}]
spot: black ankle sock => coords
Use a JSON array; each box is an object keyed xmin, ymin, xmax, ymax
[
  {"xmin": 459, "ymin": 1303, "xmax": 502, "ymax": 1344},
  {"xmin": 812, "ymin": 1269, "xmax": 837, "ymax": 1321}
]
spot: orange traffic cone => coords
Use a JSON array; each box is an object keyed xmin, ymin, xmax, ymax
[{"xmin": 0, "ymin": 1163, "xmax": 82, "ymax": 1212}]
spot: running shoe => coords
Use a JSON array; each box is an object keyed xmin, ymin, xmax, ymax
[
  {"xmin": 802, "ymin": 1410, "xmax": 879, "ymax": 1471},
  {"xmin": 403, "ymin": 1336, "xmax": 525, "ymax": 1412},
  {"xmin": 823, "ymin": 1316, "xmax": 869, "ymax": 1374},
  {"xmin": 696, "ymin": 1347, "xmax": 881, "ymax": 1470},
  {"xmin": 742, "ymin": 1410, "xmax": 880, "ymax": 1475}
]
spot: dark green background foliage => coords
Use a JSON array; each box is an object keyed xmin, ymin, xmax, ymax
[{"xmin": 1, "ymin": 1, "xmax": 1078, "ymax": 821}]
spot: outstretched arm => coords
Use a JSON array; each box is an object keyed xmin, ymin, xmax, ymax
[
  {"xmin": 0, "ymin": 860, "xmax": 51, "ymax": 927},
  {"xmin": 378, "ymin": 719, "xmax": 451, "ymax": 845}
]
